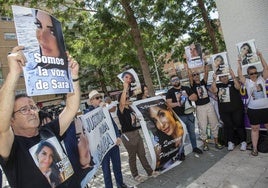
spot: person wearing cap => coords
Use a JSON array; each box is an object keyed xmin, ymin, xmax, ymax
[{"xmin": 84, "ymin": 90, "xmax": 130, "ymax": 188}]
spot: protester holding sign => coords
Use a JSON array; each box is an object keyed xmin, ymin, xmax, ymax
[
  {"xmin": 211, "ymin": 69, "xmax": 247, "ymax": 151},
  {"xmin": 117, "ymin": 81, "xmax": 159, "ymax": 182},
  {"xmin": 188, "ymin": 64, "xmax": 224, "ymax": 151},
  {"xmin": 0, "ymin": 46, "xmax": 80, "ymax": 187},
  {"xmin": 166, "ymin": 75, "xmax": 202, "ymax": 160},
  {"xmin": 84, "ymin": 90, "xmax": 130, "ymax": 188},
  {"xmin": 237, "ymin": 50, "xmax": 268, "ymax": 156}
]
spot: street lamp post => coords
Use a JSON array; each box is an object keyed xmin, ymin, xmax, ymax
[{"xmin": 152, "ymin": 51, "xmax": 162, "ymax": 90}]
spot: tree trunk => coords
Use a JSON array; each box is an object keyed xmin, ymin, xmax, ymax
[
  {"xmin": 197, "ymin": 0, "xmax": 219, "ymax": 53},
  {"xmin": 98, "ymin": 68, "xmax": 108, "ymax": 95},
  {"xmin": 120, "ymin": 0, "xmax": 155, "ymax": 96}
]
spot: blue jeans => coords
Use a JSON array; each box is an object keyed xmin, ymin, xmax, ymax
[
  {"xmin": 0, "ymin": 168, "xmax": 2, "ymax": 188},
  {"xmin": 179, "ymin": 114, "xmax": 197, "ymax": 151},
  {"xmin": 101, "ymin": 145, "xmax": 123, "ymax": 188}
]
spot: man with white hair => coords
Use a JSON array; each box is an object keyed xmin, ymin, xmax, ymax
[{"xmin": 84, "ymin": 90, "xmax": 130, "ymax": 188}]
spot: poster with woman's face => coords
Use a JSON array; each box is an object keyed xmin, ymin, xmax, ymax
[
  {"xmin": 185, "ymin": 43, "xmax": 203, "ymax": 69},
  {"xmin": 131, "ymin": 96, "xmax": 186, "ymax": 172},
  {"xmin": 117, "ymin": 68, "xmax": 142, "ymax": 96},
  {"xmin": 211, "ymin": 52, "xmax": 230, "ymax": 77},
  {"xmin": 12, "ymin": 5, "xmax": 73, "ymax": 96},
  {"xmin": 29, "ymin": 137, "xmax": 74, "ymax": 188},
  {"xmin": 236, "ymin": 39, "xmax": 262, "ymax": 75}
]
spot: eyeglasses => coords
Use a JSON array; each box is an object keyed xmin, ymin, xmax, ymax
[
  {"xmin": 249, "ymin": 72, "xmax": 258, "ymax": 76},
  {"xmin": 219, "ymin": 75, "xmax": 228, "ymax": 79},
  {"xmin": 171, "ymin": 78, "xmax": 179, "ymax": 82},
  {"xmin": 13, "ymin": 105, "xmax": 39, "ymax": 115},
  {"xmin": 192, "ymin": 73, "xmax": 200, "ymax": 77},
  {"xmin": 94, "ymin": 96, "xmax": 102, "ymax": 100}
]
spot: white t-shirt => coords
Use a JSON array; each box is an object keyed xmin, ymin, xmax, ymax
[
  {"xmin": 245, "ymin": 76, "xmax": 268, "ymax": 109},
  {"xmin": 107, "ymin": 101, "xmax": 118, "ymax": 118}
]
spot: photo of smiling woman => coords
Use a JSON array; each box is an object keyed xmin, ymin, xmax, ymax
[
  {"xmin": 34, "ymin": 141, "xmax": 63, "ymax": 188},
  {"xmin": 136, "ymin": 97, "xmax": 185, "ymax": 171}
]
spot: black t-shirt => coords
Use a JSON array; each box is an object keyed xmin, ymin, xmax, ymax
[
  {"xmin": 117, "ymin": 105, "xmax": 140, "ymax": 133},
  {"xmin": 216, "ymin": 81, "xmax": 243, "ymax": 112},
  {"xmin": 166, "ymin": 86, "xmax": 194, "ymax": 116},
  {"xmin": 0, "ymin": 119, "xmax": 80, "ymax": 188},
  {"xmin": 191, "ymin": 79, "xmax": 210, "ymax": 106}
]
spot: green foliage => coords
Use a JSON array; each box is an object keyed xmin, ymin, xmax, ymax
[{"xmin": 0, "ymin": 0, "xmax": 226, "ymax": 94}]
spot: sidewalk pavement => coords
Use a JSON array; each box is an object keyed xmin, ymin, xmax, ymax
[
  {"xmin": 186, "ymin": 148, "xmax": 268, "ymax": 188},
  {"xmin": 88, "ymin": 138, "xmax": 268, "ymax": 188},
  {"xmin": 138, "ymin": 145, "xmax": 268, "ymax": 188}
]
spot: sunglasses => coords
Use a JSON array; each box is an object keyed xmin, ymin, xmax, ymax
[
  {"xmin": 192, "ymin": 73, "xmax": 200, "ymax": 77},
  {"xmin": 249, "ymin": 72, "xmax": 258, "ymax": 76},
  {"xmin": 94, "ymin": 96, "xmax": 102, "ymax": 100},
  {"xmin": 171, "ymin": 78, "xmax": 179, "ymax": 82}
]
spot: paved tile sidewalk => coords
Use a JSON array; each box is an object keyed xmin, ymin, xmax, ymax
[
  {"xmin": 87, "ymin": 139, "xmax": 152, "ymax": 188},
  {"xmin": 186, "ymin": 148, "xmax": 268, "ymax": 188},
  {"xmin": 87, "ymin": 130, "xmax": 203, "ymax": 188}
]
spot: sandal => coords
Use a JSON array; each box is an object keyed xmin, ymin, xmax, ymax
[
  {"xmin": 251, "ymin": 149, "xmax": 258, "ymax": 156},
  {"xmin": 134, "ymin": 175, "xmax": 145, "ymax": 182}
]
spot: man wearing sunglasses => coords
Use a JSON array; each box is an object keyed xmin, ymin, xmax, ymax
[
  {"xmin": 166, "ymin": 75, "xmax": 202, "ymax": 160},
  {"xmin": 84, "ymin": 90, "xmax": 131, "ymax": 188},
  {"xmin": 188, "ymin": 64, "xmax": 224, "ymax": 151},
  {"xmin": 237, "ymin": 50, "xmax": 268, "ymax": 156}
]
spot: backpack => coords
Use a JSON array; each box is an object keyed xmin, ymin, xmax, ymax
[{"xmin": 257, "ymin": 133, "xmax": 268, "ymax": 153}]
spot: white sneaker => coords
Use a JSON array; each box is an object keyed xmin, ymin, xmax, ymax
[
  {"xmin": 240, "ymin": 141, "xmax": 247, "ymax": 151},
  {"xmin": 228, "ymin": 141, "xmax": 234, "ymax": 151}
]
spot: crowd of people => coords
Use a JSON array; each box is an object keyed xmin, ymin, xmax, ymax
[{"xmin": 1, "ymin": 43, "xmax": 268, "ymax": 188}]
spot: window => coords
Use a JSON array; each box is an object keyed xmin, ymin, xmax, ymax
[
  {"xmin": 4, "ymin": 33, "xmax": 17, "ymax": 40},
  {"xmin": 15, "ymin": 89, "xmax": 26, "ymax": 95},
  {"xmin": 1, "ymin": 17, "xmax": 13, "ymax": 21}
]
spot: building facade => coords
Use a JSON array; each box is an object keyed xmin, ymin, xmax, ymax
[{"xmin": 215, "ymin": 0, "xmax": 268, "ymax": 74}]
